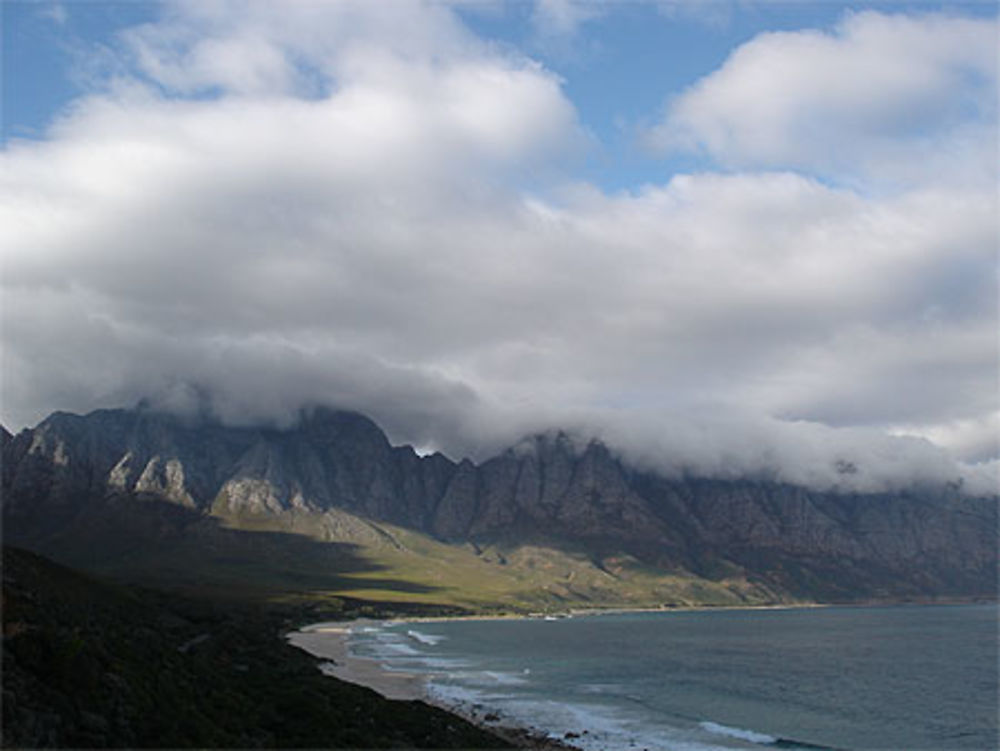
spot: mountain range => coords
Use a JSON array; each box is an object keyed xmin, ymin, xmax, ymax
[{"xmin": 2, "ymin": 405, "xmax": 996, "ymax": 609}]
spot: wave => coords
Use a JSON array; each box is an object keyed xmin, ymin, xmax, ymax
[
  {"xmin": 426, "ymin": 677, "xmax": 745, "ymax": 751},
  {"xmin": 317, "ymin": 661, "xmax": 339, "ymax": 677},
  {"xmin": 477, "ymin": 696, "xmax": 738, "ymax": 751},
  {"xmin": 407, "ymin": 629, "xmax": 446, "ymax": 645},
  {"xmin": 699, "ymin": 720, "xmax": 842, "ymax": 750},
  {"xmin": 369, "ymin": 624, "xmax": 831, "ymax": 751},
  {"xmin": 446, "ymin": 669, "xmax": 528, "ymax": 687},
  {"xmin": 352, "ymin": 630, "xmax": 423, "ymax": 659},
  {"xmin": 372, "ymin": 641, "xmax": 421, "ymax": 657},
  {"xmin": 411, "ymin": 656, "xmax": 471, "ymax": 670},
  {"xmin": 426, "ymin": 682, "xmax": 516, "ymax": 707},
  {"xmin": 699, "ymin": 720, "xmax": 776, "ymax": 745},
  {"xmin": 351, "ymin": 628, "xmax": 470, "ymax": 674}
]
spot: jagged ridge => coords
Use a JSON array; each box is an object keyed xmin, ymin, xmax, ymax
[{"xmin": 2, "ymin": 406, "xmax": 996, "ymax": 604}]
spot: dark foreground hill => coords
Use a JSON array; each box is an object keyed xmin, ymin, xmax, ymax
[
  {"xmin": 2, "ymin": 406, "xmax": 996, "ymax": 608},
  {"xmin": 1, "ymin": 546, "xmax": 509, "ymax": 749}
]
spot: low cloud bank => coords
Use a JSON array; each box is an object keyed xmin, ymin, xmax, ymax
[{"xmin": 80, "ymin": 377, "xmax": 1000, "ymax": 498}]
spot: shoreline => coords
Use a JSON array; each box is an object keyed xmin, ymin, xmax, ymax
[
  {"xmin": 391, "ymin": 595, "xmax": 997, "ymax": 625},
  {"xmin": 287, "ymin": 622, "xmax": 427, "ymax": 701},
  {"xmin": 287, "ymin": 600, "xmax": 997, "ymax": 750},
  {"xmin": 287, "ymin": 622, "xmax": 581, "ymax": 750}
]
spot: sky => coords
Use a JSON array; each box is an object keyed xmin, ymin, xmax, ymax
[{"xmin": 1, "ymin": 0, "xmax": 997, "ymax": 494}]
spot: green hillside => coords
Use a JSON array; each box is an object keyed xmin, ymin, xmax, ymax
[{"xmin": 217, "ymin": 508, "xmax": 790, "ymax": 611}]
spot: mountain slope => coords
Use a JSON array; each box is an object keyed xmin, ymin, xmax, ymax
[
  {"xmin": 2, "ymin": 406, "xmax": 995, "ymax": 607},
  {"xmin": 1, "ymin": 546, "xmax": 510, "ymax": 748}
]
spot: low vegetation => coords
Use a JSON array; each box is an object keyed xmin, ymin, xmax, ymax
[
  {"xmin": 1, "ymin": 546, "xmax": 509, "ymax": 749},
  {"xmin": 208, "ymin": 508, "xmax": 792, "ymax": 611}
]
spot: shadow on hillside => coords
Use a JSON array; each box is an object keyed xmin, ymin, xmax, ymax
[{"xmin": 3, "ymin": 495, "xmax": 442, "ymax": 602}]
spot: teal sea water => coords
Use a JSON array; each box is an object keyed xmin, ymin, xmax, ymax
[{"xmin": 343, "ymin": 604, "xmax": 998, "ymax": 750}]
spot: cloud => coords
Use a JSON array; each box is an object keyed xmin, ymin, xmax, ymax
[
  {"xmin": 646, "ymin": 11, "xmax": 998, "ymax": 189},
  {"xmin": 531, "ymin": 0, "xmax": 603, "ymax": 39},
  {"xmin": 1, "ymin": 3, "xmax": 995, "ymax": 495},
  {"xmin": 40, "ymin": 3, "xmax": 69, "ymax": 26},
  {"xmin": 584, "ymin": 408, "xmax": 999, "ymax": 497},
  {"xmin": 891, "ymin": 411, "xmax": 1000, "ymax": 465},
  {"xmin": 527, "ymin": 0, "xmax": 736, "ymax": 40},
  {"xmin": 119, "ymin": 0, "xmax": 479, "ymax": 96}
]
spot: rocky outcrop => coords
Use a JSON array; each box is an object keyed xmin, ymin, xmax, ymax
[{"xmin": 2, "ymin": 406, "xmax": 996, "ymax": 601}]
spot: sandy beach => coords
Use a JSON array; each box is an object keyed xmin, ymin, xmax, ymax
[
  {"xmin": 287, "ymin": 622, "xmax": 428, "ymax": 701},
  {"xmin": 287, "ymin": 621, "xmax": 579, "ymax": 750}
]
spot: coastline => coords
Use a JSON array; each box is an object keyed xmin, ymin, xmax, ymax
[
  {"xmin": 390, "ymin": 595, "xmax": 997, "ymax": 625},
  {"xmin": 288, "ymin": 622, "xmax": 426, "ymax": 701},
  {"xmin": 287, "ymin": 622, "xmax": 581, "ymax": 750},
  {"xmin": 287, "ymin": 601, "xmax": 997, "ymax": 750}
]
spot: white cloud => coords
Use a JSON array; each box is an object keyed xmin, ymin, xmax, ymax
[
  {"xmin": 41, "ymin": 3, "xmax": 69, "ymax": 26},
  {"xmin": 647, "ymin": 11, "xmax": 998, "ymax": 189},
  {"xmin": 531, "ymin": 0, "xmax": 603, "ymax": 38},
  {"xmin": 120, "ymin": 0, "xmax": 479, "ymax": 96},
  {"xmin": 586, "ymin": 408, "xmax": 998, "ymax": 496},
  {"xmin": 1, "ymin": 2, "xmax": 995, "ymax": 495},
  {"xmin": 891, "ymin": 411, "xmax": 1000, "ymax": 466}
]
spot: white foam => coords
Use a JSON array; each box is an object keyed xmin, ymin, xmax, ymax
[
  {"xmin": 426, "ymin": 682, "xmax": 491, "ymax": 706},
  {"xmin": 425, "ymin": 674, "xmax": 739, "ymax": 751},
  {"xmin": 317, "ymin": 661, "xmax": 339, "ymax": 677},
  {"xmin": 486, "ymin": 670, "xmax": 528, "ymax": 685},
  {"xmin": 581, "ymin": 682, "xmax": 624, "ymax": 695},
  {"xmin": 367, "ymin": 632, "xmax": 422, "ymax": 656},
  {"xmin": 349, "ymin": 631, "xmax": 425, "ymax": 663},
  {"xmin": 699, "ymin": 720, "xmax": 777, "ymax": 745},
  {"xmin": 378, "ymin": 641, "xmax": 421, "ymax": 656},
  {"xmin": 413, "ymin": 657, "xmax": 471, "ymax": 670},
  {"xmin": 494, "ymin": 697, "xmax": 732, "ymax": 751},
  {"xmin": 450, "ymin": 669, "xmax": 528, "ymax": 687},
  {"xmin": 357, "ymin": 644, "xmax": 420, "ymax": 663},
  {"xmin": 413, "ymin": 643, "xmax": 734, "ymax": 750},
  {"xmin": 379, "ymin": 623, "xmax": 768, "ymax": 751},
  {"xmin": 407, "ymin": 629, "xmax": 446, "ymax": 645}
]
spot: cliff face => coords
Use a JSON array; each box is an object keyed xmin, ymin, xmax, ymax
[
  {"xmin": 2, "ymin": 407, "xmax": 996, "ymax": 602},
  {"xmin": 2, "ymin": 408, "xmax": 446, "ymax": 528}
]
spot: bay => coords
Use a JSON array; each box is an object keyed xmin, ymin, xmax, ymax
[{"xmin": 345, "ymin": 604, "xmax": 998, "ymax": 750}]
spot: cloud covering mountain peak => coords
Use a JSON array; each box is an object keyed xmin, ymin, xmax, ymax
[{"xmin": 2, "ymin": 2, "xmax": 995, "ymax": 497}]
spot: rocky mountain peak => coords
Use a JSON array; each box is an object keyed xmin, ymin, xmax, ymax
[
  {"xmin": 506, "ymin": 429, "xmax": 592, "ymax": 460},
  {"xmin": 2, "ymin": 405, "xmax": 996, "ymax": 602}
]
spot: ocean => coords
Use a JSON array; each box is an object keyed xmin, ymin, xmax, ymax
[{"xmin": 344, "ymin": 604, "xmax": 998, "ymax": 751}]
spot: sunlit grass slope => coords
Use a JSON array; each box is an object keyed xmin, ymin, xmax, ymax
[{"xmin": 216, "ymin": 507, "xmax": 790, "ymax": 611}]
